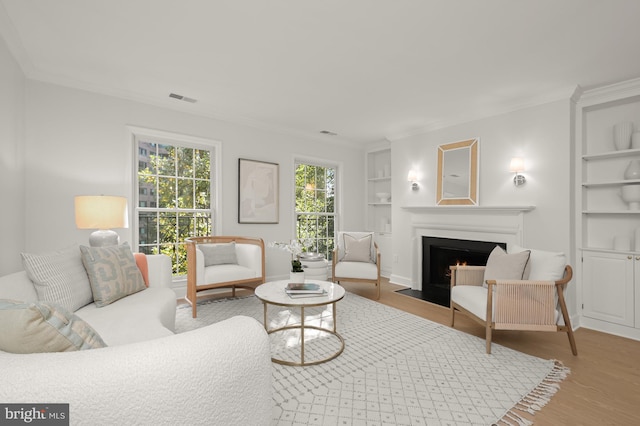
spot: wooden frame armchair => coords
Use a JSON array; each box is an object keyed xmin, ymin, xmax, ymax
[
  {"xmin": 332, "ymin": 231, "xmax": 381, "ymax": 300},
  {"xmin": 185, "ymin": 236, "xmax": 265, "ymax": 318},
  {"xmin": 450, "ymin": 263, "xmax": 577, "ymax": 355}
]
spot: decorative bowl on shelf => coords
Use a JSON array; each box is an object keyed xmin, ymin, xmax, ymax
[
  {"xmin": 621, "ymin": 184, "xmax": 640, "ymax": 210},
  {"xmin": 375, "ymin": 192, "xmax": 391, "ymax": 203}
]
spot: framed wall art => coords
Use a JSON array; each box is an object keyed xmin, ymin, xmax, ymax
[{"xmin": 238, "ymin": 158, "xmax": 279, "ymax": 223}]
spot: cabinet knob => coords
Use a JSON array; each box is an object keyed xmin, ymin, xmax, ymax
[
  {"xmin": 636, "ymin": 256, "xmax": 640, "ymax": 261},
  {"xmin": 628, "ymin": 256, "xmax": 633, "ymax": 260}
]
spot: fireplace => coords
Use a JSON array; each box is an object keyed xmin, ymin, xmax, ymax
[{"xmin": 421, "ymin": 236, "xmax": 506, "ymax": 307}]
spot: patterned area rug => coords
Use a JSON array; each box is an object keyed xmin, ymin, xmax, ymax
[{"xmin": 175, "ymin": 293, "xmax": 568, "ymax": 426}]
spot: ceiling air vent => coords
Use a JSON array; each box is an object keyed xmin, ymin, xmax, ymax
[
  {"xmin": 319, "ymin": 130, "xmax": 338, "ymax": 136},
  {"xmin": 169, "ymin": 93, "xmax": 197, "ymax": 103}
]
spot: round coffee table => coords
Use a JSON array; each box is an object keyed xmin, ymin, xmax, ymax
[{"xmin": 254, "ymin": 280, "xmax": 345, "ymax": 366}]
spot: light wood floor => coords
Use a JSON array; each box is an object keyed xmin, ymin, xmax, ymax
[
  {"xmin": 339, "ymin": 278, "xmax": 640, "ymax": 426},
  {"xmin": 189, "ymin": 279, "xmax": 640, "ymax": 425}
]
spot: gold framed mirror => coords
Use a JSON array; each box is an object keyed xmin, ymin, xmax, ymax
[{"xmin": 436, "ymin": 138, "xmax": 479, "ymax": 205}]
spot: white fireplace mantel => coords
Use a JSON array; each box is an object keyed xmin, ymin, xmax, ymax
[
  {"xmin": 401, "ymin": 205, "xmax": 535, "ymax": 213},
  {"xmin": 404, "ymin": 205, "xmax": 536, "ymax": 290}
]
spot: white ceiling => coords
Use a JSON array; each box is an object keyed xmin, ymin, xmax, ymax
[{"xmin": 3, "ymin": 0, "xmax": 640, "ymax": 145}]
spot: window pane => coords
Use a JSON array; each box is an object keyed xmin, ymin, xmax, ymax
[
  {"xmin": 194, "ymin": 149, "xmax": 210, "ymax": 178},
  {"xmin": 156, "ymin": 144, "xmax": 174, "ymax": 176},
  {"xmin": 177, "ymin": 178, "xmax": 194, "ymax": 209},
  {"xmin": 158, "ymin": 212, "xmax": 176, "ymax": 244},
  {"xmin": 138, "ymin": 211, "xmax": 158, "ymax": 245},
  {"xmin": 177, "ymin": 146, "xmax": 194, "ymax": 178},
  {"xmin": 157, "ymin": 177, "xmax": 176, "ymax": 208},
  {"xmin": 195, "ymin": 180, "xmax": 210, "ymax": 209}
]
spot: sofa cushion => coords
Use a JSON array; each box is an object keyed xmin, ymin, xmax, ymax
[
  {"xmin": 0, "ymin": 299, "xmax": 106, "ymax": 353},
  {"xmin": 483, "ymin": 246, "xmax": 530, "ymax": 288},
  {"xmin": 199, "ymin": 243, "xmax": 238, "ymax": 266},
  {"xmin": 80, "ymin": 243, "xmax": 146, "ymax": 307},
  {"xmin": 342, "ymin": 233, "xmax": 373, "ymax": 263},
  {"xmin": 21, "ymin": 245, "xmax": 93, "ymax": 312},
  {"xmin": 75, "ymin": 287, "xmax": 176, "ymax": 346}
]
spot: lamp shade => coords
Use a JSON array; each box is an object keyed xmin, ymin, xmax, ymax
[
  {"xmin": 509, "ymin": 157, "xmax": 525, "ymax": 173},
  {"xmin": 74, "ymin": 196, "xmax": 128, "ymax": 230},
  {"xmin": 407, "ymin": 170, "xmax": 418, "ymax": 183}
]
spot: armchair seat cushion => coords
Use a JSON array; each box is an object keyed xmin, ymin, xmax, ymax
[
  {"xmin": 334, "ymin": 261, "xmax": 378, "ymax": 280},
  {"xmin": 203, "ymin": 264, "xmax": 259, "ymax": 284},
  {"xmin": 451, "ymin": 285, "xmax": 488, "ymax": 320}
]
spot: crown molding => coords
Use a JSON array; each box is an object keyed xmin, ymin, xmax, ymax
[{"xmin": 576, "ymin": 77, "xmax": 640, "ymax": 107}]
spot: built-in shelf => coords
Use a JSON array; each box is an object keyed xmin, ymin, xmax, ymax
[
  {"xmin": 367, "ymin": 177, "xmax": 391, "ymax": 182},
  {"xmin": 582, "ymin": 210, "xmax": 640, "ymax": 214},
  {"xmin": 581, "ymin": 247, "xmax": 640, "ymax": 255},
  {"xmin": 402, "ymin": 205, "xmax": 535, "ymax": 213},
  {"xmin": 368, "ymin": 202, "xmax": 391, "ymax": 206},
  {"xmin": 582, "ymin": 148, "xmax": 640, "ymax": 161},
  {"xmin": 583, "ymin": 179, "xmax": 640, "ymax": 187}
]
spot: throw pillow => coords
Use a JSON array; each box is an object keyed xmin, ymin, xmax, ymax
[
  {"xmin": 199, "ymin": 242, "xmax": 239, "ymax": 267},
  {"xmin": 80, "ymin": 242, "xmax": 146, "ymax": 308},
  {"xmin": 21, "ymin": 245, "xmax": 93, "ymax": 312},
  {"xmin": 133, "ymin": 253, "xmax": 150, "ymax": 287},
  {"xmin": 483, "ymin": 245, "xmax": 530, "ymax": 288},
  {"xmin": 0, "ymin": 299, "xmax": 106, "ymax": 353},
  {"xmin": 342, "ymin": 233, "xmax": 373, "ymax": 263},
  {"xmin": 508, "ymin": 244, "xmax": 566, "ymax": 281}
]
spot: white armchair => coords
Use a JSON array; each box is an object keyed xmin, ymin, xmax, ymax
[
  {"xmin": 332, "ymin": 231, "xmax": 381, "ymax": 299},
  {"xmin": 186, "ymin": 236, "xmax": 265, "ymax": 318},
  {"xmin": 450, "ymin": 245, "xmax": 577, "ymax": 355}
]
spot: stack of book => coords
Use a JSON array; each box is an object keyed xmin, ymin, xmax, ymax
[{"xmin": 284, "ymin": 282, "xmax": 327, "ymax": 298}]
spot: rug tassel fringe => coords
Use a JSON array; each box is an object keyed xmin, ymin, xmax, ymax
[{"xmin": 496, "ymin": 360, "xmax": 569, "ymax": 425}]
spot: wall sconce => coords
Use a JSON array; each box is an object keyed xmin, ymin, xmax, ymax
[
  {"xmin": 407, "ymin": 170, "xmax": 419, "ymax": 190},
  {"xmin": 509, "ymin": 157, "xmax": 526, "ymax": 186}
]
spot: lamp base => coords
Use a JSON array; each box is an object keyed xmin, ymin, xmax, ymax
[{"xmin": 89, "ymin": 230, "xmax": 120, "ymax": 247}]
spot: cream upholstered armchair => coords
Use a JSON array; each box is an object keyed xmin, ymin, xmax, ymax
[
  {"xmin": 332, "ymin": 231, "xmax": 381, "ymax": 299},
  {"xmin": 450, "ymin": 245, "xmax": 577, "ymax": 355},
  {"xmin": 185, "ymin": 236, "xmax": 265, "ymax": 318}
]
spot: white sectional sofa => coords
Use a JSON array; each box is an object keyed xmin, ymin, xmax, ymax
[{"xmin": 0, "ymin": 252, "xmax": 273, "ymax": 425}]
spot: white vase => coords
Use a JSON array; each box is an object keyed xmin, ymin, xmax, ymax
[
  {"xmin": 621, "ymin": 184, "xmax": 640, "ymax": 210},
  {"xmin": 614, "ymin": 122, "xmax": 634, "ymax": 151},
  {"xmin": 632, "ymin": 131, "xmax": 640, "ymax": 149},
  {"xmin": 624, "ymin": 160, "xmax": 640, "ymax": 180},
  {"xmin": 289, "ymin": 271, "xmax": 305, "ymax": 283},
  {"xmin": 614, "ymin": 235, "xmax": 631, "ymax": 251}
]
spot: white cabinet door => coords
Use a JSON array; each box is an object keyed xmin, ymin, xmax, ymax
[{"xmin": 583, "ymin": 251, "xmax": 634, "ymax": 327}]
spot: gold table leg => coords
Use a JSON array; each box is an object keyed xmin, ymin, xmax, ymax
[{"xmin": 266, "ymin": 301, "xmax": 344, "ymax": 367}]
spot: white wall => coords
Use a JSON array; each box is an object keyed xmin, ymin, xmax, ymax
[
  {"xmin": 23, "ymin": 81, "xmax": 365, "ymax": 279},
  {"xmin": 389, "ymin": 99, "xmax": 576, "ymax": 314},
  {"xmin": 0, "ymin": 35, "xmax": 26, "ymax": 274}
]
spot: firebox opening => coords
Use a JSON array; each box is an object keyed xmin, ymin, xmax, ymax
[{"xmin": 421, "ymin": 236, "xmax": 506, "ymax": 307}]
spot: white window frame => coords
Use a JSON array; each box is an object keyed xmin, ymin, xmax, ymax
[
  {"xmin": 127, "ymin": 126, "xmax": 222, "ymax": 275},
  {"xmin": 293, "ymin": 155, "xmax": 341, "ymax": 259}
]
